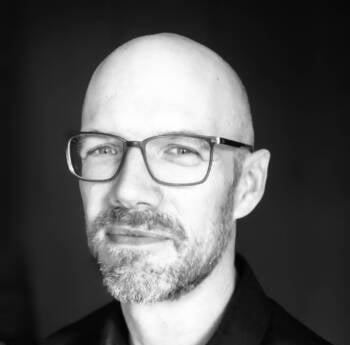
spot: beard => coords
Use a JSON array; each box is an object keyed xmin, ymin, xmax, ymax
[{"xmin": 87, "ymin": 186, "xmax": 235, "ymax": 304}]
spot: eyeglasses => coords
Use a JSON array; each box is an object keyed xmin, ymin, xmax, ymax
[{"xmin": 66, "ymin": 132, "xmax": 253, "ymax": 186}]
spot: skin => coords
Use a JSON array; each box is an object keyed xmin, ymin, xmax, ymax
[{"xmin": 79, "ymin": 33, "xmax": 270, "ymax": 345}]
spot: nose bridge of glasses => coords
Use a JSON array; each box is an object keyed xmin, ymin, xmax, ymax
[
  {"xmin": 125, "ymin": 140, "xmax": 146, "ymax": 159},
  {"xmin": 123, "ymin": 140, "xmax": 148, "ymax": 171},
  {"xmin": 126, "ymin": 140, "xmax": 143, "ymax": 149}
]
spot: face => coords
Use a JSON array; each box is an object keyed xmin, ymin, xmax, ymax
[{"xmin": 79, "ymin": 45, "xmax": 241, "ymax": 303}]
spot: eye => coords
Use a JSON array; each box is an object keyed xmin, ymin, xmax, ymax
[
  {"xmin": 166, "ymin": 146, "xmax": 199, "ymax": 156},
  {"xmin": 87, "ymin": 145, "xmax": 118, "ymax": 157}
]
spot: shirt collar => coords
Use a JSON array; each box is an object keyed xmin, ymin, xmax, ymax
[
  {"xmin": 100, "ymin": 254, "xmax": 271, "ymax": 345},
  {"xmin": 206, "ymin": 254, "xmax": 272, "ymax": 345}
]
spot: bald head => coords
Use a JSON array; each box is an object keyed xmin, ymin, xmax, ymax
[
  {"xmin": 77, "ymin": 35, "xmax": 271, "ymax": 307},
  {"xmin": 82, "ymin": 33, "xmax": 254, "ymax": 145}
]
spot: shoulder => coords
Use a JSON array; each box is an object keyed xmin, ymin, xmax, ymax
[
  {"xmin": 210, "ymin": 255, "xmax": 333, "ymax": 345},
  {"xmin": 262, "ymin": 298, "xmax": 331, "ymax": 345},
  {"xmin": 42, "ymin": 302, "xmax": 120, "ymax": 345}
]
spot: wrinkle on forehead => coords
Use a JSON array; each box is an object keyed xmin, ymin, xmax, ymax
[{"xmin": 82, "ymin": 33, "xmax": 254, "ymax": 145}]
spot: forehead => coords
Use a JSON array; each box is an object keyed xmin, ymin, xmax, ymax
[{"xmin": 82, "ymin": 42, "xmax": 243, "ymax": 140}]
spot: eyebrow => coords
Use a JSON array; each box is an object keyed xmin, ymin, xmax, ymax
[
  {"xmin": 78, "ymin": 129, "xmax": 253, "ymax": 151},
  {"xmin": 81, "ymin": 129, "xmax": 211, "ymax": 138}
]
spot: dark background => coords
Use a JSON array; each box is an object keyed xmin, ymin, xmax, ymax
[{"xmin": 4, "ymin": 1, "xmax": 346, "ymax": 344}]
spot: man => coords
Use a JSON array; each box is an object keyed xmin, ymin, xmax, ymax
[{"xmin": 46, "ymin": 33, "xmax": 330, "ymax": 345}]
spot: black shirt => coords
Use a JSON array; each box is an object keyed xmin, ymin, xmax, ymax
[{"xmin": 44, "ymin": 256, "xmax": 331, "ymax": 345}]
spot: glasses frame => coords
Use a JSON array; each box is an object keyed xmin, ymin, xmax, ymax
[{"xmin": 66, "ymin": 131, "xmax": 254, "ymax": 186}]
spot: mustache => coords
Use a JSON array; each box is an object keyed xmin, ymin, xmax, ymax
[{"xmin": 92, "ymin": 206, "xmax": 187, "ymax": 241}]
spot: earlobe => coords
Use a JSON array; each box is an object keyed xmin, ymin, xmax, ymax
[{"xmin": 233, "ymin": 149, "xmax": 270, "ymax": 220}]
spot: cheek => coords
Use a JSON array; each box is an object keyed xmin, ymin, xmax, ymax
[
  {"xmin": 79, "ymin": 182, "xmax": 110, "ymax": 222},
  {"xmin": 165, "ymin": 177, "xmax": 230, "ymax": 241}
]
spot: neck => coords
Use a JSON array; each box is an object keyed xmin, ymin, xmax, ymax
[{"xmin": 121, "ymin": 241, "xmax": 236, "ymax": 345}]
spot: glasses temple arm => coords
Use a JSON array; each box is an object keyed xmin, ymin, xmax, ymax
[{"xmin": 216, "ymin": 137, "xmax": 254, "ymax": 152}]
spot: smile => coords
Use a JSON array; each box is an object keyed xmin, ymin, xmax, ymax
[{"xmin": 105, "ymin": 226, "xmax": 173, "ymax": 246}]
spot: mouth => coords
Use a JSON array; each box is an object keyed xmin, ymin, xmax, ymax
[{"xmin": 105, "ymin": 226, "xmax": 174, "ymax": 246}]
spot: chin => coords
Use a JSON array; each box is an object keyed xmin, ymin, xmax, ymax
[{"xmin": 99, "ymin": 244, "xmax": 223, "ymax": 304}]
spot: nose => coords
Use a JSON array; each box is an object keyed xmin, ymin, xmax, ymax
[{"xmin": 108, "ymin": 146, "xmax": 163, "ymax": 209}]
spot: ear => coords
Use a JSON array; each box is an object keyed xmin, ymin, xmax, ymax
[{"xmin": 233, "ymin": 149, "xmax": 270, "ymax": 220}]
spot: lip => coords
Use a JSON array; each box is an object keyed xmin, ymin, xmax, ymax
[{"xmin": 105, "ymin": 226, "xmax": 173, "ymax": 245}]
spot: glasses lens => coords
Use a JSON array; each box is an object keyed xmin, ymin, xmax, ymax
[
  {"xmin": 68, "ymin": 133, "xmax": 124, "ymax": 180},
  {"xmin": 145, "ymin": 135, "xmax": 211, "ymax": 184}
]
